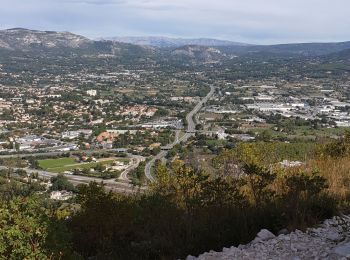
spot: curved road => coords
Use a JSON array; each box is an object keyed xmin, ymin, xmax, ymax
[
  {"xmin": 145, "ymin": 85, "xmax": 215, "ymax": 182},
  {"xmin": 0, "ymin": 152, "xmax": 146, "ymax": 193},
  {"xmin": 0, "ymin": 165, "xmax": 145, "ymax": 193},
  {"xmin": 118, "ymin": 154, "xmax": 144, "ymax": 182}
]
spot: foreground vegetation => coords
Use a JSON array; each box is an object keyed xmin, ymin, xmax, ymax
[{"xmin": 2, "ymin": 134, "xmax": 350, "ymax": 259}]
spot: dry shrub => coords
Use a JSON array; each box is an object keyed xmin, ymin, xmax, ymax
[{"xmin": 308, "ymin": 156, "xmax": 350, "ymax": 200}]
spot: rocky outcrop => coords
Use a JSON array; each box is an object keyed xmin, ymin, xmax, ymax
[
  {"xmin": 188, "ymin": 215, "xmax": 350, "ymax": 259},
  {"xmin": 0, "ymin": 28, "xmax": 156, "ymax": 60},
  {"xmin": 0, "ymin": 28, "xmax": 90, "ymax": 50}
]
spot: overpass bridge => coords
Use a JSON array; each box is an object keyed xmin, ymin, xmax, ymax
[{"xmin": 160, "ymin": 146, "xmax": 173, "ymax": 151}]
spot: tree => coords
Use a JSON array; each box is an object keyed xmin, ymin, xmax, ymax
[
  {"xmin": 131, "ymin": 162, "xmax": 146, "ymax": 186},
  {"xmin": 242, "ymin": 162, "xmax": 275, "ymax": 205},
  {"xmin": 50, "ymin": 174, "xmax": 75, "ymax": 192},
  {"xmin": 283, "ymin": 172, "xmax": 334, "ymax": 229},
  {"xmin": 257, "ymin": 130, "xmax": 272, "ymax": 142},
  {"xmin": 0, "ymin": 195, "xmax": 73, "ymax": 259},
  {"xmin": 317, "ymin": 131, "xmax": 350, "ymax": 158},
  {"xmin": 94, "ymin": 163, "xmax": 106, "ymax": 172},
  {"xmin": 195, "ymin": 124, "xmax": 203, "ymax": 130}
]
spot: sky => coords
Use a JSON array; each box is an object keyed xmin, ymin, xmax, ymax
[{"xmin": 0, "ymin": 0, "xmax": 349, "ymax": 44}]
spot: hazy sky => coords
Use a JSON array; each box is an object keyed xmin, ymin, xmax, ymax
[{"xmin": 0, "ymin": 0, "xmax": 349, "ymax": 44}]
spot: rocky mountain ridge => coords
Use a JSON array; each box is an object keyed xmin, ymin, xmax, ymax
[
  {"xmin": 0, "ymin": 28, "xmax": 90, "ymax": 50},
  {"xmin": 0, "ymin": 28, "xmax": 156, "ymax": 64},
  {"xmin": 169, "ymin": 45, "xmax": 228, "ymax": 64},
  {"xmin": 101, "ymin": 36, "xmax": 249, "ymax": 48},
  {"xmin": 1, "ymin": 28, "xmax": 350, "ymax": 65}
]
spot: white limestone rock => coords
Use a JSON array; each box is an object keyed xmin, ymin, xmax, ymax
[
  {"xmin": 251, "ymin": 229, "xmax": 276, "ymax": 244},
  {"xmin": 192, "ymin": 215, "xmax": 350, "ymax": 260},
  {"xmin": 334, "ymin": 241, "xmax": 350, "ymax": 257}
]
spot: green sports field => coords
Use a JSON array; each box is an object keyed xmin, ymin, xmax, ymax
[
  {"xmin": 38, "ymin": 158, "xmax": 76, "ymax": 169},
  {"xmin": 38, "ymin": 157, "xmax": 128, "ymax": 173}
]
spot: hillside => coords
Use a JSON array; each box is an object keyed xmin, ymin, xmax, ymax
[
  {"xmin": 218, "ymin": 41, "xmax": 350, "ymax": 57},
  {"xmin": 168, "ymin": 45, "xmax": 228, "ymax": 64},
  {"xmin": 0, "ymin": 28, "xmax": 154, "ymax": 58},
  {"xmin": 102, "ymin": 34, "xmax": 350, "ymax": 57},
  {"xmin": 1, "ymin": 28, "xmax": 350, "ymax": 66},
  {"xmin": 0, "ymin": 28, "xmax": 91, "ymax": 51},
  {"xmin": 1, "ymin": 28, "xmax": 350, "ymax": 73},
  {"xmin": 102, "ymin": 36, "xmax": 249, "ymax": 48},
  {"xmin": 325, "ymin": 48, "xmax": 350, "ymax": 63}
]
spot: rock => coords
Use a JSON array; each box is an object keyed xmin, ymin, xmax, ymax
[
  {"xmin": 191, "ymin": 215, "xmax": 350, "ymax": 260},
  {"xmin": 222, "ymin": 247, "xmax": 229, "ymax": 252},
  {"xmin": 256, "ymin": 229, "xmax": 276, "ymax": 241},
  {"xmin": 251, "ymin": 229, "xmax": 276, "ymax": 244},
  {"xmin": 294, "ymin": 229, "xmax": 303, "ymax": 235},
  {"xmin": 321, "ymin": 252, "xmax": 329, "ymax": 257},
  {"xmin": 283, "ymin": 235, "xmax": 291, "ymax": 241},
  {"xmin": 334, "ymin": 241, "xmax": 350, "ymax": 257},
  {"xmin": 325, "ymin": 231, "xmax": 343, "ymax": 242},
  {"xmin": 278, "ymin": 228, "xmax": 289, "ymax": 235},
  {"xmin": 238, "ymin": 244, "xmax": 246, "ymax": 249},
  {"xmin": 293, "ymin": 243, "xmax": 307, "ymax": 251}
]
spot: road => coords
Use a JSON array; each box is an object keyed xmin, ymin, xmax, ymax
[
  {"xmin": 0, "ymin": 148, "xmax": 126, "ymax": 159},
  {"xmin": 144, "ymin": 85, "xmax": 215, "ymax": 182},
  {"xmin": 0, "ymin": 165, "xmax": 143, "ymax": 193},
  {"xmin": 0, "ymin": 149, "xmax": 145, "ymax": 184},
  {"xmin": 185, "ymin": 85, "xmax": 215, "ymax": 133},
  {"xmin": 0, "ymin": 150, "xmax": 146, "ymax": 193},
  {"xmin": 144, "ymin": 150, "xmax": 167, "ymax": 182},
  {"xmin": 118, "ymin": 154, "xmax": 145, "ymax": 182}
]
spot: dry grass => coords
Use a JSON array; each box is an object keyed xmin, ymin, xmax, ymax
[{"xmin": 308, "ymin": 156, "xmax": 350, "ymax": 199}]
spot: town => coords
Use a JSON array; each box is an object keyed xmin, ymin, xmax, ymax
[{"xmin": 1, "ymin": 54, "xmax": 350, "ymax": 189}]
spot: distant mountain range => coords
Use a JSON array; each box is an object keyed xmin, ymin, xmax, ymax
[
  {"xmin": 101, "ymin": 36, "xmax": 250, "ymax": 48},
  {"xmin": 0, "ymin": 28, "xmax": 90, "ymax": 50},
  {"xmin": 219, "ymin": 41, "xmax": 350, "ymax": 57},
  {"xmin": 0, "ymin": 28, "xmax": 156, "ymax": 64},
  {"xmin": 1, "ymin": 28, "xmax": 350, "ymax": 65}
]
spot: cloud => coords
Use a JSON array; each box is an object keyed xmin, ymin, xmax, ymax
[
  {"xmin": 0, "ymin": 0, "xmax": 349, "ymax": 44},
  {"xmin": 59, "ymin": 0, "xmax": 126, "ymax": 5}
]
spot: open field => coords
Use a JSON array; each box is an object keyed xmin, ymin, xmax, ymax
[
  {"xmin": 48, "ymin": 160, "xmax": 115, "ymax": 173},
  {"xmin": 38, "ymin": 157, "xmax": 129, "ymax": 173},
  {"xmin": 38, "ymin": 158, "xmax": 76, "ymax": 169}
]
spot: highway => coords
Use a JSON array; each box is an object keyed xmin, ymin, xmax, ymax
[
  {"xmin": 0, "ymin": 148, "xmax": 126, "ymax": 159},
  {"xmin": 144, "ymin": 85, "xmax": 215, "ymax": 182},
  {"xmin": 0, "ymin": 165, "xmax": 144, "ymax": 193},
  {"xmin": 144, "ymin": 150, "xmax": 167, "ymax": 182},
  {"xmin": 0, "ymin": 150, "xmax": 146, "ymax": 193},
  {"xmin": 118, "ymin": 154, "xmax": 145, "ymax": 182}
]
